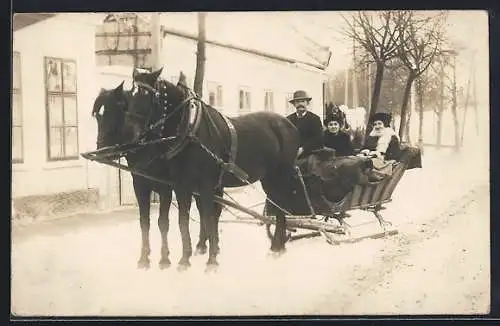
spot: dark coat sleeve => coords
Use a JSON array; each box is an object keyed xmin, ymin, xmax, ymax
[
  {"xmin": 385, "ymin": 135, "xmax": 401, "ymax": 161},
  {"xmin": 302, "ymin": 114, "xmax": 324, "ymax": 154},
  {"xmin": 363, "ymin": 136, "xmax": 378, "ymax": 152},
  {"xmin": 341, "ymin": 133, "xmax": 354, "ymax": 156}
]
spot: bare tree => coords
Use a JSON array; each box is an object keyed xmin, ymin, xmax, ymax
[
  {"xmin": 415, "ymin": 58, "xmax": 448, "ymax": 148},
  {"xmin": 431, "ymin": 46, "xmax": 462, "ymax": 150},
  {"xmin": 193, "ymin": 12, "xmax": 207, "ymax": 97},
  {"xmin": 396, "ymin": 11, "xmax": 447, "ymax": 141},
  {"xmin": 342, "ymin": 10, "xmax": 412, "ymax": 139},
  {"xmin": 449, "ymin": 52, "xmax": 460, "ymax": 151},
  {"xmin": 415, "ymin": 75, "xmax": 425, "ymax": 151}
]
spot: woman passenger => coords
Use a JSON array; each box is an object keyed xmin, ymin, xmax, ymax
[{"xmin": 323, "ymin": 113, "xmax": 354, "ymax": 157}]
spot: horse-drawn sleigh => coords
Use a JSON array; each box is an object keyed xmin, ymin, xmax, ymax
[{"xmin": 82, "ymin": 67, "xmax": 421, "ymax": 272}]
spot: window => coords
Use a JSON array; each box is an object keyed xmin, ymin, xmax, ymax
[
  {"xmin": 207, "ymin": 81, "xmax": 223, "ymax": 108},
  {"xmin": 12, "ymin": 51, "xmax": 23, "ymax": 163},
  {"xmin": 45, "ymin": 57, "xmax": 79, "ymax": 161},
  {"xmin": 264, "ymin": 90, "xmax": 274, "ymax": 112},
  {"xmin": 285, "ymin": 92, "xmax": 295, "ymax": 114},
  {"xmin": 239, "ymin": 87, "xmax": 251, "ymax": 113}
]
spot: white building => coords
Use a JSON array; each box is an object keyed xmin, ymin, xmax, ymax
[{"xmin": 11, "ymin": 13, "xmax": 121, "ymax": 218}]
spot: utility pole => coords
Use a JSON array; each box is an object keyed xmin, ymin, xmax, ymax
[
  {"xmin": 193, "ymin": 12, "xmax": 207, "ymax": 97},
  {"xmin": 451, "ymin": 53, "xmax": 460, "ymax": 152},
  {"xmin": 460, "ymin": 59, "xmax": 472, "ymax": 146},
  {"xmin": 472, "ymin": 55, "xmax": 479, "ymax": 136},
  {"xmin": 437, "ymin": 57, "xmax": 444, "ymax": 149},
  {"xmin": 150, "ymin": 12, "xmax": 162, "ymax": 71}
]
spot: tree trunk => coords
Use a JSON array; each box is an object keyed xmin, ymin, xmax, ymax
[
  {"xmin": 417, "ymin": 78, "xmax": 424, "ymax": 152},
  {"xmin": 398, "ymin": 73, "xmax": 415, "ymax": 140},
  {"xmin": 193, "ymin": 12, "xmax": 206, "ymax": 97},
  {"xmin": 405, "ymin": 107, "xmax": 412, "ymax": 144},
  {"xmin": 437, "ymin": 62, "xmax": 444, "ymax": 149},
  {"xmin": 365, "ymin": 62, "xmax": 385, "ymax": 140}
]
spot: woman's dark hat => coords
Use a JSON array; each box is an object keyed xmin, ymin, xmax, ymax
[
  {"xmin": 323, "ymin": 112, "xmax": 344, "ymax": 126},
  {"xmin": 289, "ymin": 90, "xmax": 312, "ymax": 103}
]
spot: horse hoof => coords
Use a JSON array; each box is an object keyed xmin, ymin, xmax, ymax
[
  {"xmin": 204, "ymin": 263, "xmax": 218, "ymax": 274},
  {"xmin": 177, "ymin": 260, "xmax": 191, "ymax": 272},
  {"xmin": 159, "ymin": 259, "xmax": 171, "ymax": 270},
  {"xmin": 268, "ymin": 248, "xmax": 286, "ymax": 258},
  {"xmin": 137, "ymin": 259, "xmax": 151, "ymax": 269}
]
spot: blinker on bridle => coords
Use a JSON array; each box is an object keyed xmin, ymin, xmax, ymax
[{"xmin": 132, "ymin": 79, "xmax": 197, "ymax": 141}]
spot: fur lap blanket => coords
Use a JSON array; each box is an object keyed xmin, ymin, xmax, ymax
[
  {"xmin": 295, "ymin": 145, "xmax": 422, "ymax": 212},
  {"xmin": 296, "ymin": 148, "xmax": 373, "ymax": 207}
]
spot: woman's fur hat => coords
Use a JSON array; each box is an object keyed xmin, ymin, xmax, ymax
[{"xmin": 369, "ymin": 112, "xmax": 392, "ymax": 127}]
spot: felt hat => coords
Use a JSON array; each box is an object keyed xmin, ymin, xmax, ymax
[
  {"xmin": 289, "ymin": 90, "xmax": 312, "ymax": 103},
  {"xmin": 323, "ymin": 112, "xmax": 344, "ymax": 127}
]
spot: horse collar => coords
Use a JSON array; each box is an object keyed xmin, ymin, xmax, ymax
[{"xmin": 187, "ymin": 98, "xmax": 203, "ymax": 136}]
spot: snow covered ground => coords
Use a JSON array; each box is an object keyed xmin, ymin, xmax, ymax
[{"xmin": 11, "ymin": 140, "xmax": 490, "ymax": 316}]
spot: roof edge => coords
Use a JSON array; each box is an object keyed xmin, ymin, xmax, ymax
[{"xmin": 162, "ymin": 26, "xmax": 328, "ymax": 71}]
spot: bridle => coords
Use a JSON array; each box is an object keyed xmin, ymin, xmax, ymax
[{"xmin": 131, "ymin": 78, "xmax": 203, "ymax": 161}]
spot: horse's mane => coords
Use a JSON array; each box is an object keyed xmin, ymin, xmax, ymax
[{"xmin": 92, "ymin": 88, "xmax": 109, "ymax": 116}]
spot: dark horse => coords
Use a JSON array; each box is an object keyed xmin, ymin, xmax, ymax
[
  {"xmin": 95, "ymin": 67, "xmax": 300, "ymax": 272},
  {"xmin": 92, "ymin": 82, "xmax": 207, "ymax": 271}
]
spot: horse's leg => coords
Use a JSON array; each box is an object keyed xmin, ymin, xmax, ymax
[
  {"xmin": 213, "ymin": 187, "xmax": 223, "ymax": 255},
  {"xmin": 199, "ymin": 184, "xmax": 220, "ymax": 273},
  {"xmin": 175, "ymin": 187, "xmax": 193, "ymax": 271},
  {"xmin": 195, "ymin": 186, "xmax": 222, "ymax": 255},
  {"xmin": 133, "ymin": 177, "xmax": 152, "ymax": 269},
  {"xmin": 158, "ymin": 187, "xmax": 173, "ymax": 269},
  {"xmin": 261, "ymin": 176, "xmax": 288, "ymax": 254},
  {"xmin": 194, "ymin": 195, "xmax": 207, "ymax": 255}
]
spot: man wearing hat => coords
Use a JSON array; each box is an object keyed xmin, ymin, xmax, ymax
[{"xmin": 286, "ymin": 90, "xmax": 324, "ymax": 158}]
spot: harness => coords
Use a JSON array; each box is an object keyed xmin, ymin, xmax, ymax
[{"xmin": 133, "ymin": 78, "xmax": 248, "ymax": 185}]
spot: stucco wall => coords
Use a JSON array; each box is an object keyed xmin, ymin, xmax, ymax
[
  {"xmin": 11, "ymin": 17, "xmax": 111, "ymax": 204},
  {"xmin": 160, "ymin": 34, "xmax": 327, "ymax": 118}
]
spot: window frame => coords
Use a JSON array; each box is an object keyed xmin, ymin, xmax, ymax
[
  {"xmin": 12, "ymin": 51, "xmax": 23, "ymax": 164},
  {"xmin": 44, "ymin": 57, "xmax": 79, "ymax": 162},
  {"xmin": 264, "ymin": 89, "xmax": 274, "ymax": 112},
  {"xmin": 206, "ymin": 81, "xmax": 223, "ymax": 108},
  {"xmin": 238, "ymin": 86, "xmax": 252, "ymax": 114}
]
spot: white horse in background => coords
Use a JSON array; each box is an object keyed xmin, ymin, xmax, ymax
[
  {"xmin": 344, "ymin": 106, "xmax": 367, "ymax": 149},
  {"xmin": 345, "ymin": 106, "xmax": 367, "ymax": 131}
]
